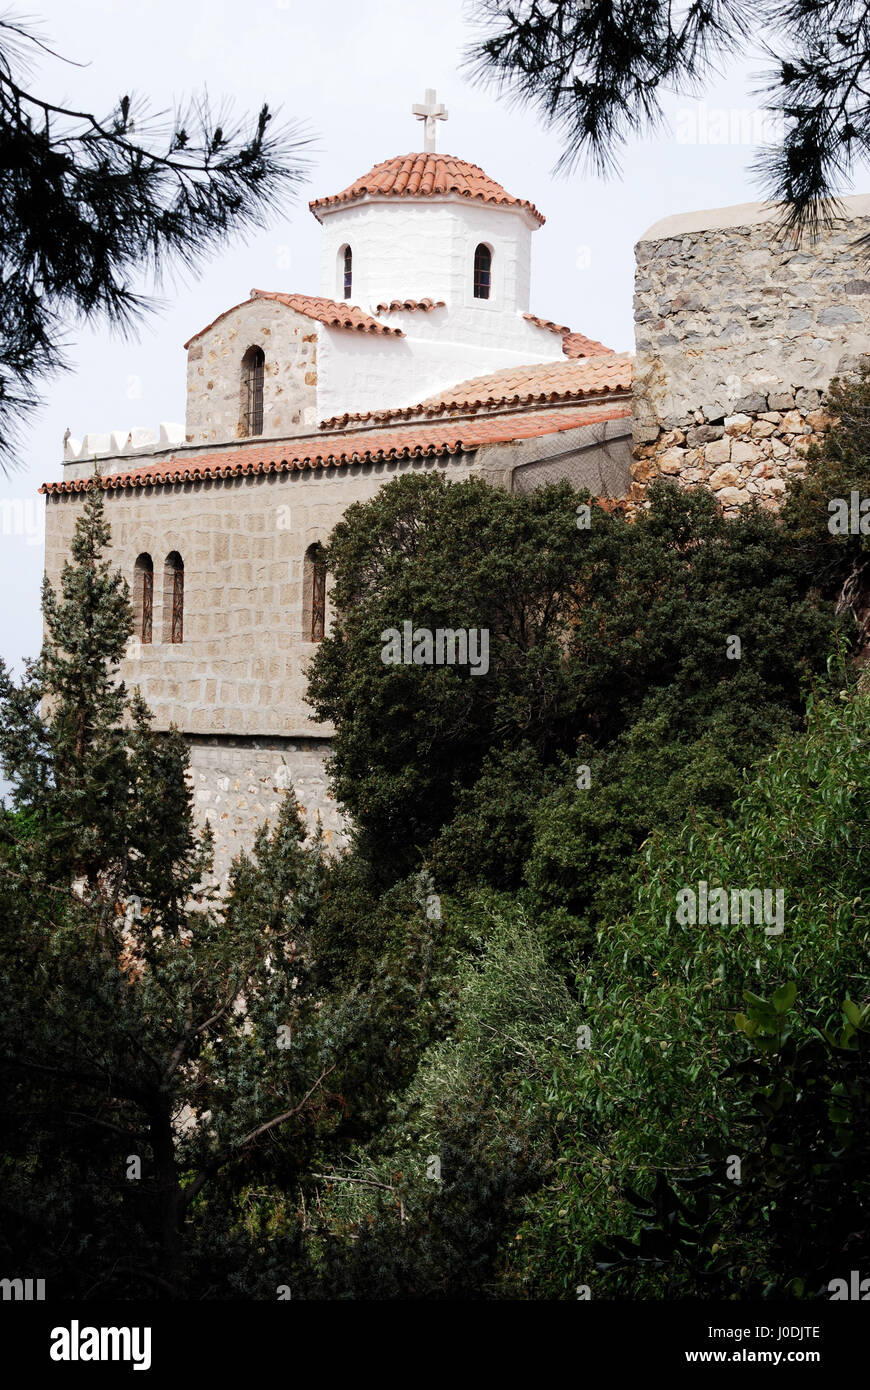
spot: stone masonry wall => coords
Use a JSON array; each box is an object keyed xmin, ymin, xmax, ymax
[
  {"xmin": 43, "ymin": 454, "xmax": 482, "ymax": 739},
  {"xmin": 185, "ymin": 298, "xmax": 318, "ymax": 445},
  {"xmin": 631, "ymin": 196, "xmax": 870, "ymax": 511},
  {"xmin": 187, "ymin": 736, "xmax": 346, "ymax": 882}
]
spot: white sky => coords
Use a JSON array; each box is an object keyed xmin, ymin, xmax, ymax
[{"xmin": 1, "ymin": 0, "xmax": 866, "ymax": 680}]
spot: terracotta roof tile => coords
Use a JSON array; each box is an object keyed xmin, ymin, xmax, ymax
[
  {"xmin": 319, "ymin": 356, "xmax": 632, "ymax": 429},
  {"xmin": 562, "ymin": 330, "xmax": 612, "ymax": 358},
  {"xmin": 251, "ymin": 290, "xmax": 402, "ymax": 335},
  {"xmin": 310, "ymin": 153, "xmax": 545, "ymax": 225},
  {"xmin": 419, "ymin": 357, "xmax": 632, "ymax": 410},
  {"xmin": 183, "ymin": 290, "xmax": 402, "ymax": 349},
  {"xmin": 523, "ymin": 313, "xmax": 613, "ymax": 357},
  {"xmin": 523, "ymin": 311, "xmax": 572, "ymax": 336},
  {"xmin": 41, "ymin": 406, "xmax": 629, "ymax": 496},
  {"xmin": 375, "ymin": 298, "xmax": 446, "ymax": 313}
]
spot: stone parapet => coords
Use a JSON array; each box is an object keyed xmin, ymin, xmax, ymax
[{"xmin": 630, "ymin": 195, "xmax": 870, "ymax": 509}]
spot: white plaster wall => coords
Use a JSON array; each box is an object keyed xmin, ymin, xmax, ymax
[
  {"xmin": 319, "ymin": 197, "xmax": 536, "ymax": 318},
  {"xmin": 317, "ymin": 320, "xmax": 564, "ymax": 419}
]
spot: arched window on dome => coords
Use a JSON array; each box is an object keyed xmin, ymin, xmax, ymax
[
  {"xmin": 473, "ymin": 243, "xmax": 492, "ymax": 300},
  {"xmin": 240, "ymin": 345, "xmax": 265, "ymax": 436},
  {"xmin": 163, "ymin": 552, "xmax": 184, "ymax": 644},
  {"xmin": 303, "ymin": 543, "xmax": 327, "ymax": 642},
  {"xmin": 341, "ymin": 245, "xmax": 353, "ymax": 300},
  {"xmin": 133, "ymin": 553, "xmax": 153, "ymax": 644}
]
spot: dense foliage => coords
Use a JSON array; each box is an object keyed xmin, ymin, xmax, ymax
[{"xmin": 2, "ymin": 370, "xmax": 869, "ymax": 1299}]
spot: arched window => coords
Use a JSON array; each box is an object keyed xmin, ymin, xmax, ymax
[
  {"xmin": 240, "ymin": 346, "xmax": 265, "ymax": 436},
  {"xmin": 473, "ymin": 243, "xmax": 492, "ymax": 300},
  {"xmin": 133, "ymin": 553, "xmax": 153, "ymax": 644},
  {"xmin": 303, "ymin": 543, "xmax": 327, "ymax": 642},
  {"xmin": 342, "ymin": 245, "xmax": 353, "ymax": 300},
  {"xmin": 163, "ymin": 552, "xmax": 184, "ymax": 644}
]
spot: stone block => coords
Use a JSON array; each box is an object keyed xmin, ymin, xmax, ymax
[
  {"xmin": 818, "ymin": 304, "xmax": 862, "ymax": 325},
  {"xmin": 806, "ymin": 410, "xmax": 831, "ymax": 431},
  {"xmin": 724, "ymin": 413, "xmax": 752, "ymax": 435},
  {"xmin": 704, "ymin": 437, "xmax": 732, "ymax": 465},
  {"xmin": 686, "ymin": 425, "xmax": 724, "ymax": 446},
  {"xmin": 734, "ymin": 394, "xmax": 768, "ymax": 414},
  {"xmin": 731, "ymin": 441, "xmax": 761, "ymax": 465},
  {"xmin": 657, "ymin": 448, "xmax": 685, "ymax": 474},
  {"xmin": 708, "ymin": 463, "xmax": 740, "ymax": 489}
]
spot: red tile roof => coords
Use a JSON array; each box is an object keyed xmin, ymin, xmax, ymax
[
  {"xmin": 310, "ymin": 153, "xmax": 545, "ymax": 225},
  {"xmin": 183, "ymin": 290, "xmax": 402, "ymax": 349},
  {"xmin": 41, "ymin": 406, "xmax": 630, "ymax": 496},
  {"xmin": 523, "ymin": 313, "xmax": 614, "ymax": 358},
  {"xmin": 562, "ymin": 330, "xmax": 612, "ymax": 358},
  {"xmin": 524, "ymin": 312, "xmax": 572, "ymax": 336},
  {"xmin": 375, "ymin": 298, "xmax": 446, "ymax": 313},
  {"xmin": 420, "ymin": 357, "xmax": 632, "ymax": 411},
  {"xmin": 319, "ymin": 356, "xmax": 632, "ymax": 429}
]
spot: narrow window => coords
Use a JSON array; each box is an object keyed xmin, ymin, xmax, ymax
[
  {"xmin": 304, "ymin": 543, "xmax": 327, "ymax": 642},
  {"xmin": 240, "ymin": 346, "xmax": 265, "ymax": 436},
  {"xmin": 473, "ymin": 243, "xmax": 492, "ymax": 300},
  {"xmin": 163, "ymin": 552, "xmax": 184, "ymax": 644},
  {"xmin": 133, "ymin": 553, "xmax": 153, "ymax": 643},
  {"xmin": 343, "ymin": 245, "xmax": 353, "ymax": 300}
]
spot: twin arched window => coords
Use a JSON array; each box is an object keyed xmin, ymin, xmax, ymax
[
  {"xmin": 132, "ymin": 553, "xmax": 184, "ymax": 644},
  {"xmin": 131, "ymin": 548, "xmax": 324, "ymax": 649},
  {"xmin": 241, "ymin": 345, "xmax": 265, "ymax": 436},
  {"xmin": 473, "ymin": 243, "xmax": 492, "ymax": 300}
]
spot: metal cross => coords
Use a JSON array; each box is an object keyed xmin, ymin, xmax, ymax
[{"xmin": 412, "ymin": 88, "xmax": 448, "ymax": 153}]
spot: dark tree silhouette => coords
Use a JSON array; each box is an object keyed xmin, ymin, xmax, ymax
[
  {"xmin": 466, "ymin": 0, "xmax": 870, "ymax": 236},
  {"xmin": 0, "ymin": 11, "xmax": 310, "ymax": 466}
]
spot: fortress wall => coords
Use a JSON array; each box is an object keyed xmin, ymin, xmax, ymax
[{"xmin": 631, "ymin": 196, "xmax": 870, "ymax": 511}]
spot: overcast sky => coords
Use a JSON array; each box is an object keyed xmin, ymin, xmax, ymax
[{"xmin": 2, "ymin": 0, "xmax": 866, "ymax": 682}]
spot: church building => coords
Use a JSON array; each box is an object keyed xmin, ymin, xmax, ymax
[{"xmin": 41, "ymin": 93, "xmax": 633, "ymax": 874}]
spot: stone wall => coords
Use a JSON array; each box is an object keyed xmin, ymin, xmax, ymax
[
  {"xmin": 185, "ymin": 297, "xmax": 318, "ymax": 444},
  {"xmin": 187, "ymin": 735, "xmax": 346, "ymax": 882},
  {"xmin": 631, "ymin": 194, "xmax": 870, "ymax": 510},
  {"xmin": 43, "ymin": 453, "xmax": 482, "ymax": 740}
]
